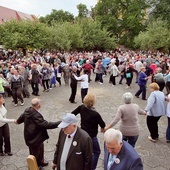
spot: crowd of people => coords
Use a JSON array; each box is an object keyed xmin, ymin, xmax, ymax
[{"xmin": 0, "ymin": 48, "xmax": 170, "ymax": 170}]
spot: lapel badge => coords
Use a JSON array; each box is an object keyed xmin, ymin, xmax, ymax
[
  {"xmin": 73, "ymin": 141, "xmax": 77, "ymax": 146},
  {"xmin": 115, "ymin": 158, "xmax": 120, "ymax": 164}
]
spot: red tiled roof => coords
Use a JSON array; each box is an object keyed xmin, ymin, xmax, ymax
[{"xmin": 0, "ymin": 6, "xmax": 36, "ymax": 24}]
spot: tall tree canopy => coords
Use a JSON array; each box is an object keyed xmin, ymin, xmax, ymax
[
  {"xmin": 94, "ymin": 0, "xmax": 149, "ymax": 47},
  {"xmin": 39, "ymin": 9, "xmax": 74, "ymax": 25}
]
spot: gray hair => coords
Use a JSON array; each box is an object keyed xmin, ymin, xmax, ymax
[
  {"xmin": 104, "ymin": 129, "xmax": 122, "ymax": 144},
  {"xmin": 31, "ymin": 98, "xmax": 41, "ymax": 107},
  {"xmin": 122, "ymin": 92, "xmax": 133, "ymax": 104}
]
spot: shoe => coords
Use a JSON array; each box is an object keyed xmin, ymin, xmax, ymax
[
  {"xmin": 46, "ymin": 89, "xmax": 50, "ymax": 92},
  {"xmin": 35, "ymin": 94, "xmax": 40, "ymax": 96},
  {"xmin": 99, "ymin": 83, "xmax": 103, "ymax": 85},
  {"xmin": 39, "ymin": 161, "xmax": 49, "ymax": 167},
  {"xmin": 0, "ymin": 153, "xmax": 4, "ymax": 156},
  {"xmin": 21, "ymin": 102, "xmax": 24, "ymax": 106},
  {"xmin": 6, "ymin": 152, "xmax": 13, "ymax": 156},
  {"xmin": 166, "ymin": 140, "xmax": 170, "ymax": 143},
  {"xmin": 125, "ymin": 86, "xmax": 130, "ymax": 89},
  {"xmin": 71, "ymin": 101, "xmax": 77, "ymax": 104},
  {"xmin": 148, "ymin": 136, "xmax": 157, "ymax": 143},
  {"xmin": 14, "ymin": 104, "xmax": 18, "ymax": 107},
  {"xmin": 43, "ymin": 89, "xmax": 46, "ymax": 92},
  {"xmin": 135, "ymin": 95, "xmax": 139, "ymax": 98},
  {"xmin": 142, "ymin": 99, "xmax": 147, "ymax": 101}
]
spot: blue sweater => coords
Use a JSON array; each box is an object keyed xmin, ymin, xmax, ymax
[
  {"xmin": 145, "ymin": 91, "xmax": 166, "ymax": 117},
  {"xmin": 138, "ymin": 72, "xmax": 147, "ymax": 86}
]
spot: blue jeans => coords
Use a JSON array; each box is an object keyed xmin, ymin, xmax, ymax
[
  {"xmin": 166, "ymin": 117, "xmax": 170, "ymax": 141},
  {"xmin": 92, "ymin": 137, "xmax": 101, "ymax": 170},
  {"xmin": 123, "ymin": 135, "xmax": 139, "ymax": 147}
]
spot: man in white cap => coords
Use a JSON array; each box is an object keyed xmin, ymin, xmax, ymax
[{"xmin": 52, "ymin": 113, "xmax": 92, "ymax": 170}]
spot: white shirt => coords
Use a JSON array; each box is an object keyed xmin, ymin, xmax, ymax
[
  {"xmin": 60, "ymin": 129, "xmax": 77, "ymax": 170},
  {"xmin": 0, "ymin": 105, "xmax": 15, "ymax": 127},
  {"xmin": 74, "ymin": 74, "xmax": 89, "ymax": 89}
]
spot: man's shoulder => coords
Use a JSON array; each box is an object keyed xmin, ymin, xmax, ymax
[
  {"xmin": 76, "ymin": 127, "xmax": 91, "ymax": 139},
  {"xmin": 121, "ymin": 141, "xmax": 140, "ymax": 159}
]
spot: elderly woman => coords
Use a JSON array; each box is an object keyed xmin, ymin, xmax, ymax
[
  {"xmin": 10, "ymin": 69, "xmax": 24, "ymax": 106},
  {"xmin": 105, "ymin": 92, "xmax": 146, "ymax": 147},
  {"xmin": 0, "ymin": 94, "xmax": 15, "ymax": 156},
  {"xmin": 72, "ymin": 93, "xmax": 105, "ymax": 170},
  {"xmin": 145, "ymin": 83, "xmax": 166, "ymax": 142},
  {"xmin": 109, "ymin": 62, "xmax": 120, "ymax": 86},
  {"xmin": 135, "ymin": 67, "xmax": 149, "ymax": 100}
]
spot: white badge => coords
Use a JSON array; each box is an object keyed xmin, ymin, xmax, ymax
[
  {"xmin": 115, "ymin": 158, "xmax": 120, "ymax": 164},
  {"xmin": 73, "ymin": 141, "xmax": 77, "ymax": 146}
]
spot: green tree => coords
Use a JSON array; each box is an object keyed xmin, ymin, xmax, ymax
[
  {"xmin": 150, "ymin": 0, "xmax": 170, "ymax": 24},
  {"xmin": 77, "ymin": 4, "xmax": 89, "ymax": 18},
  {"xmin": 0, "ymin": 20, "xmax": 50, "ymax": 51},
  {"xmin": 94, "ymin": 0, "xmax": 149, "ymax": 47},
  {"xmin": 134, "ymin": 19, "xmax": 170, "ymax": 51},
  {"xmin": 78, "ymin": 19, "xmax": 116, "ymax": 50},
  {"xmin": 39, "ymin": 9, "xmax": 74, "ymax": 25}
]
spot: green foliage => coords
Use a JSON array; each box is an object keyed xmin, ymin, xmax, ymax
[
  {"xmin": 78, "ymin": 19, "xmax": 115, "ymax": 50},
  {"xmin": 94, "ymin": 0, "xmax": 149, "ymax": 47},
  {"xmin": 134, "ymin": 19, "xmax": 170, "ymax": 51},
  {"xmin": 39, "ymin": 9, "xmax": 74, "ymax": 25},
  {"xmin": 0, "ymin": 20, "xmax": 50, "ymax": 50},
  {"xmin": 150, "ymin": 0, "xmax": 170, "ymax": 24},
  {"xmin": 77, "ymin": 4, "xmax": 89, "ymax": 18}
]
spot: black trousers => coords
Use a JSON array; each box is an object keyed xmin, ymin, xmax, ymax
[
  {"xmin": 157, "ymin": 82, "xmax": 165, "ymax": 91},
  {"xmin": 29, "ymin": 143, "xmax": 44, "ymax": 166},
  {"xmin": 0, "ymin": 123, "xmax": 11, "ymax": 153},
  {"xmin": 147, "ymin": 116, "xmax": 161, "ymax": 139},
  {"xmin": 81, "ymin": 88, "xmax": 88, "ymax": 103},
  {"xmin": 56, "ymin": 77, "xmax": 61, "ymax": 86},
  {"xmin": 31, "ymin": 82, "xmax": 39, "ymax": 95},
  {"xmin": 12, "ymin": 87, "xmax": 24, "ymax": 104},
  {"xmin": 69, "ymin": 84, "xmax": 77, "ymax": 103},
  {"xmin": 126, "ymin": 78, "xmax": 132, "ymax": 86},
  {"xmin": 42, "ymin": 79, "xmax": 49, "ymax": 90},
  {"xmin": 110, "ymin": 74, "xmax": 116, "ymax": 85}
]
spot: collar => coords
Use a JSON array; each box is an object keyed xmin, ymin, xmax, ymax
[{"xmin": 69, "ymin": 127, "xmax": 77, "ymax": 138}]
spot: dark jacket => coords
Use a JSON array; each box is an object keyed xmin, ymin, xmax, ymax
[
  {"xmin": 72, "ymin": 105, "xmax": 105, "ymax": 138},
  {"xmin": 31, "ymin": 68, "xmax": 39, "ymax": 83},
  {"xmin": 53, "ymin": 127, "xmax": 92, "ymax": 170},
  {"xmin": 104, "ymin": 141, "xmax": 143, "ymax": 170},
  {"xmin": 17, "ymin": 107, "xmax": 60, "ymax": 147},
  {"xmin": 70, "ymin": 71, "xmax": 77, "ymax": 87},
  {"xmin": 138, "ymin": 72, "xmax": 147, "ymax": 86}
]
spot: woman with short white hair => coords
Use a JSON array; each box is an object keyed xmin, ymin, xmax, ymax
[{"xmin": 105, "ymin": 92, "xmax": 146, "ymax": 147}]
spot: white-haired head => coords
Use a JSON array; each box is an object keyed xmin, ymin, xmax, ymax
[
  {"xmin": 104, "ymin": 129, "xmax": 122, "ymax": 144},
  {"xmin": 122, "ymin": 92, "xmax": 133, "ymax": 104}
]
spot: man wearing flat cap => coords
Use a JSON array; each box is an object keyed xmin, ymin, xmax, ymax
[{"xmin": 52, "ymin": 113, "xmax": 93, "ymax": 170}]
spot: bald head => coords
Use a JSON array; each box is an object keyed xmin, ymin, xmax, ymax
[{"xmin": 31, "ymin": 98, "xmax": 41, "ymax": 108}]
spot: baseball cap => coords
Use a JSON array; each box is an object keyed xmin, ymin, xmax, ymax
[{"xmin": 58, "ymin": 113, "xmax": 78, "ymax": 128}]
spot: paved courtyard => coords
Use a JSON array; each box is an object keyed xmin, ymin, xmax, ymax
[{"xmin": 0, "ymin": 75, "xmax": 170, "ymax": 170}]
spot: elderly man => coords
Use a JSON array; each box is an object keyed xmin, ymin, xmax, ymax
[
  {"xmin": 52, "ymin": 113, "xmax": 92, "ymax": 170},
  {"xmin": 104, "ymin": 129, "xmax": 143, "ymax": 170},
  {"xmin": 16, "ymin": 98, "xmax": 60, "ymax": 168}
]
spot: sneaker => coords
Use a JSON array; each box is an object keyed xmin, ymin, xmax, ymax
[
  {"xmin": 14, "ymin": 104, "xmax": 18, "ymax": 107},
  {"xmin": 6, "ymin": 152, "xmax": 13, "ymax": 156},
  {"xmin": 21, "ymin": 102, "xmax": 24, "ymax": 106},
  {"xmin": 99, "ymin": 83, "xmax": 103, "ymax": 85},
  {"xmin": 148, "ymin": 136, "xmax": 157, "ymax": 143},
  {"xmin": 125, "ymin": 86, "xmax": 129, "ymax": 89}
]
